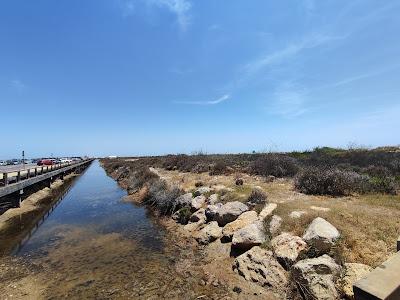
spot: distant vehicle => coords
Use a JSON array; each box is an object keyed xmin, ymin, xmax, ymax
[
  {"xmin": 60, "ymin": 158, "xmax": 73, "ymax": 163},
  {"xmin": 37, "ymin": 159, "xmax": 54, "ymax": 166},
  {"xmin": 0, "ymin": 160, "xmax": 6, "ymax": 166}
]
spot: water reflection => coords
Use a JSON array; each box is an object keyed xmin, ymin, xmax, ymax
[{"xmin": 16, "ymin": 160, "xmax": 165, "ymax": 257}]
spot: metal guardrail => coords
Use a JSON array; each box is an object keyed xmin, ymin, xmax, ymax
[
  {"xmin": 0, "ymin": 160, "xmax": 93, "ymax": 199},
  {"xmin": 1, "ymin": 161, "xmax": 85, "ymax": 186}
]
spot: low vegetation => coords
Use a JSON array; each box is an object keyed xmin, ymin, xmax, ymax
[{"xmin": 107, "ymin": 146, "xmax": 399, "ymax": 196}]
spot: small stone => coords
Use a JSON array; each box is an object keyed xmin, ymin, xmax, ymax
[
  {"xmin": 191, "ymin": 195, "xmax": 206, "ymax": 211},
  {"xmin": 194, "ymin": 187, "xmax": 212, "ymax": 196},
  {"xmin": 269, "ymin": 215, "xmax": 282, "ymax": 235},
  {"xmin": 195, "ymin": 221, "xmax": 222, "ymax": 245},
  {"xmin": 289, "ymin": 210, "xmax": 307, "ymax": 219},
  {"xmin": 215, "ymin": 201, "xmax": 249, "ymax": 226},
  {"xmin": 205, "ymin": 203, "xmax": 222, "ymax": 221},
  {"xmin": 259, "ymin": 203, "xmax": 277, "ymax": 220},
  {"xmin": 271, "ymin": 232, "xmax": 307, "ymax": 268},
  {"xmin": 310, "ymin": 206, "xmax": 330, "ymax": 212},
  {"xmin": 222, "ymin": 211, "xmax": 259, "ymax": 241},
  {"xmin": 207, "ymin": 194, "xmax": 219, "ymax": 205}
]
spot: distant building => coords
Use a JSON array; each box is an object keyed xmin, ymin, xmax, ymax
[{"xmin": 108, "ymin": 155, "xmax": 118, "ymax": 159}]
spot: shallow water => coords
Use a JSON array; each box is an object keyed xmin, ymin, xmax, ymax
[{"xmin": 11, "ymin": 161, "xmax": 222, "ymax": 299}]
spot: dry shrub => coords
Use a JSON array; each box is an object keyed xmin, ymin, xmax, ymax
[
  {"xmin": 295, "ymin": 167, "xmax": 367, "ymax": 196},
  {"xmin": 247, "ymin": 188, "xmax": 267, "ymax": 205},
  {"xmin": 209, "ymin": 160, "xmax": 228, "ymax": 175},
  {"xmin": 296, "ymin": 166, "xmax": 397, "ymax": 196},
  {"xmin": 250, "ymin": 154, "xmax": 299, "ymax": 178}
]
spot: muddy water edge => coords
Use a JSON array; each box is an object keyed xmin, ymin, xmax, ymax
[{"xmin": 0, "ymin": 161, "xmax": 230, "ymax": 299}]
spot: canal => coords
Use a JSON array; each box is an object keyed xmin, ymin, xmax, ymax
[{"xmin": 2, "ymin": 160, "xmax": 222, "ymax": 299}]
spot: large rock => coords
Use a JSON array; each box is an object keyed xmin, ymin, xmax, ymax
[
  {"xmin": 259, "ymin": 203, "xmax": 277, "ymax": 220},
  {"xmin": 194, "ymin": 187, "xmax": 212, "ymax": 196},
  {"xmin": 215, "ymin": 201, "xmax": 249, "ymax": 226},
  {"xmin": 207, "ymin": 194, "xmax": 219, "ymax": 205},
  {"xmin": 292, "ymin": 255, "xmax": 341, "ymax": 300},
  {"xmin": 222, "ymin": 211, "xmax": 259, "ymax": 241},
  {"xmin": 175, "ymin": 193, "xmax": 193, "ymax": 207},
  {"xmin": 191, "ymin": 195, "xmax": 206, "ymax": 211},
  {"xmin": 271, "ymin": 233, "xmax": 307, "ymax": 268},
  {"xmin": 269, "ymin": 215, "xmax": 282, "ymax": 235},
  {"xmin": 338, "ymin": 263, "xmax": 372, "ymax": 299},
  {"xmin": 232, "ymin": 221, "xmax": 266, "ymax": 250},
  {"xmin": 189, "ymin": 208, "xmax": 206, "ymax": 223},
  {"xmin": 233, "ymin": 246, "xmax": 288, "ymax": 297},
  {"xmin": 195, "ymin": 221, "xmax": 222, "ymax": 245},
  {"xmin": 302, "ymin": 217, "xmax": 340, "ymax": 253},
  {"xmin": 205, "ymin": 203, "xmax": 223, "ymax": 221}
]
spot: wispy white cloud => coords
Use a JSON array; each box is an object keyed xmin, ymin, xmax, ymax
[
  {"xmin": 121, "ymin": 0, "xmax": 135, "ymax": 17},
  {"xmin": 119, "ymin": 0, "xmax": 192, "ymax": 31},
  {"xmin": 149, "ymin": 0, "xmax": 192, "ymax": 31},
  {"xmin": 267, "ymin": 82, "xmax": 309, "ymax": 118},
  {"xmin": 174, "ymin": 94, "xmax": 230, "ymax": 105},
  {"xmin": 10, "ymin": 79, "xmax": 26, "ymax": 93},
  {"xmin": 303, "ymin": 0, "xmax": 316, "ymax": 16},
  {"xmin": 244, "ymin": 34, "xmax": 347, "ymax": 76}
]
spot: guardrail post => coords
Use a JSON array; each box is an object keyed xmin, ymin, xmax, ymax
[
  {"xmin": 17, "ymin": 171, "xmax": 21, "ymax": 182},
  {"xmin": 3, "ymin": 173, "xmax": 8, "ymax": 186},
  {"xmin": 34, "ymin": 168, "xmax": 38, "ymax": 177},
  {"xmin": 27, "ymin": 169, "xmax": 30, "ymax": 178}
]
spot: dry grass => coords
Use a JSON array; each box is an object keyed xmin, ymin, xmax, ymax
[
  {"xmin": 275, "ymin": 194, "xmax": 400, "ymax": 267},
  {"xmin": 154, "ymin": 166, "xmax": 400, "ymax": 268}
]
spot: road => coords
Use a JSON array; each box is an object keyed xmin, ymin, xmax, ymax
[{"xmin": 0, "ymin": 163, "xmax": 38, "ymax": 173}]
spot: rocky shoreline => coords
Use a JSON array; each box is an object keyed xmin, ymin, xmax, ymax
[{"xmin": 101, "ymin": 159, "xmax": 374, "ymax": 300}]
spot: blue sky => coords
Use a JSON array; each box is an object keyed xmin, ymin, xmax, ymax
[{"xmin": 1, "ymin": 0, "xmax": 399, "ymax": 158}]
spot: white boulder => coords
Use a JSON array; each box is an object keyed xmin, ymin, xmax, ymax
[{"xmin": 302, "ymin": 217, "xmax": 340, "ymax": 253}]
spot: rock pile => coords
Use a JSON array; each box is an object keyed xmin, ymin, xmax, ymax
[{"xmin": 170, "ymin": 191, "xmax": 370, "ymax": 299}]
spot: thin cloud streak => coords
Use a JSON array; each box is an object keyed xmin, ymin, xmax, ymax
[
  {"xmin": 243, "ymin": 34, "xmax": 347, "ymax": 76},
  {"xmin": 174, "ymin": 94, "xmax": 230, "ymax": 105}
]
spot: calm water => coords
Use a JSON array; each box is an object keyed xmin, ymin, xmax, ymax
[
  {"xmin": 16, "ymin": 160, "xmax": 164, "ymax": 257},
  {"xmin": 12, "ymin": 160, "xmax": 219, "ymax": 299}
]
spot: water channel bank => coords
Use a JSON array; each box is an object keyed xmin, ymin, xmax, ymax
[{"xmin": 0, "ymin": 161, "xmax": 242, "ymax": 299}]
